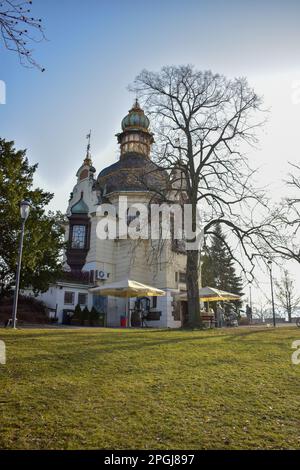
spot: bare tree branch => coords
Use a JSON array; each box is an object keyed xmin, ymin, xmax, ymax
[
  {"xmin": 129, "ymin": 65, "xmax": 273, "ymax": 325},
  {"xmin": 0, "ymin": 0, "xmax": 45, "ymax": 71},
  {"xmin": 274, "ymin": 269, "xmax": 300, "ymax": 322}
]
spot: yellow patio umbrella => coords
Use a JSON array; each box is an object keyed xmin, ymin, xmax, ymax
[
  {"xmin": 178, "ymin": 286, "xmax": 241, "ymax": 302},
  {"xmin": 89, "ymin": 279, "xmax": 165, "ymax": 326}
]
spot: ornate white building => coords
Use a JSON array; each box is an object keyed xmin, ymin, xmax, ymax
[{"xmin": 38, "ymin": 101, "xmax": 192, "ymax": 327}]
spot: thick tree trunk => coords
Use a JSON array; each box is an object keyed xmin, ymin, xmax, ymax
[
  {"xmin": 186, "ymin": 249, "xmax": 201, "ymax": 327},
  {"xmin": 287, "ymin": 306, "xmax": 292, "ymax": 323}
]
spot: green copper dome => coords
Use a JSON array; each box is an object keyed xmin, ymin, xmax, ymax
[
  {"xmin": 71, "ymin": 197, "xmax": 89, "ymax": 214},
  {"xmin": 121, "ymin": 99, "xmax": 150, "ymax": 131}
]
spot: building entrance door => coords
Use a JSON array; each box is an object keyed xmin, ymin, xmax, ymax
[{"xmin": 93, "ymin": 295, "xmax": 107, "ymax": 314}]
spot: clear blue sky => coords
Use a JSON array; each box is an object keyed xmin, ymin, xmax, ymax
[
  {"xmin": 1, "ymin": 0, "xmax": 300, "ymax": 304},
  {"xmin": 1, "ymin": 0, "xmax": 300, "ymax": 200}
]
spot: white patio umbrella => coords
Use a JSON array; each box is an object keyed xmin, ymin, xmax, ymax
[{"xmin": 89, "ymin": 279, "xmax": 165, "ymax": 326}]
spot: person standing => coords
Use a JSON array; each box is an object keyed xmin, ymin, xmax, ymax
[
  {"xmin": 216, "ymin": 304, "xmax": 224, "ymax": 328},
  {"xmin": 246, "ymin": 304, "xmax": 252, "ymax": 324}
]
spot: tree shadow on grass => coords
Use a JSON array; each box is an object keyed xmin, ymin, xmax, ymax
[
  {"xmin": 6, "ymin": 331, "xmax": 263, "ymax": 371},
  {"xmin": 4, "ymin": 326, "xmax": 285, "ymax": 353}
]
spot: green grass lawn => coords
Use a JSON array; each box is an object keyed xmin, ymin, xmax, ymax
[{"xmin": 0, "ymin": 326, "xmax": 299, "ymax": 450}]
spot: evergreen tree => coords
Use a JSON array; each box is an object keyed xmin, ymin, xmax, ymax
[
  {"xmin": 89, "ymin": 306, "xmax": 100, "ymax": 326},
  {"xmin": 73, "ymin": 304, "xmax": 82, "ymax": 324},
  {"xmin": 0, "ymin": 139, "xmax": 65, "ymax": 296},
  {"xmin": 201, "ymin": 223, "xmax": 244, "ymax": 311},
  {"xmin": 82, "ymin": 306, "xmax": 89, "ymax": 326}
]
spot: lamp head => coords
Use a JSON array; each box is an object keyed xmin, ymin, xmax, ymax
[
  {"xmin": 267, "ymin": 259, "xmax": 273, "ymax": 272},
  {"xmin": 20, "ymin": 200, "xmax": 31, "ymax": 221}
]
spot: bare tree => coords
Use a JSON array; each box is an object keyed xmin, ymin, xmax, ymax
[
  {"xmin": 0, "ymin": 0, "xmax": 45, "ymax": 70},
  {"xmin": 131, "ymin": 65, "xmax": 276, "ymax": 326},
  {"xmin": 255, "ymin": 162, "xmax": 300, "ymax": 264},
  {"xmin": 275, "ymin": 269, "xmax": 300, "ymax": 322},
  {"xmin": 251, "ymin": 301, "xmax": 270, "ymax": 322}
]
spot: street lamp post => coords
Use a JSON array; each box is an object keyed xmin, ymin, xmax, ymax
[
  {"xmin": 11, "ymin": 200, "xmax": 31, "ymax": 329},
  {"xmin": 267, "ymin": 260, "xmax": 276, "ymax": 328},
  {"xmin": 249, "ymin": 281, "xmax": 253, "ymax": 322}
]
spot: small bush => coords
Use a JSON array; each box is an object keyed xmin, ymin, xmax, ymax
[
  {"xmin": 238, "ymin": 316, "xmax": 250, "ymax": 325},
  {"xmin": 88, "ymin": 307, "xmax": 99, "ymax": 326}
]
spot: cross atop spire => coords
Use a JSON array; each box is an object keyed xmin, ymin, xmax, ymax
[
  {"xmin": 84, "ymin": 130, "xmax": 92, "ymax": 165},
  {"xmin": 132, "ymin": 97, "xmax": 141, "ymax": 110}
]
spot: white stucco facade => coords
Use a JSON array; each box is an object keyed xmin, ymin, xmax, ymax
[{"xmin": 37, "ymin": 101, "xmax": 197, "ymax": 328}]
